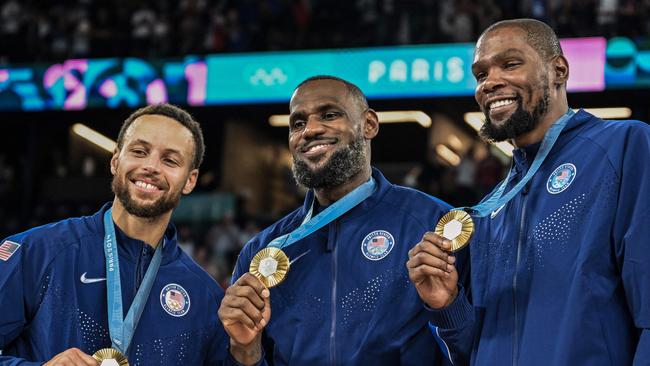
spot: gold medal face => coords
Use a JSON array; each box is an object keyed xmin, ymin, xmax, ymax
[
  {"xmin": 92, "ymin": 348, "xmax": 129, "ymax": 366},
  {"xmin": 434, "ymin": 210, "xmax": 474, "ymax": 252},
  {"xmin": 249, "ymin": 247, "xmax": 290, "ymax": 288}
]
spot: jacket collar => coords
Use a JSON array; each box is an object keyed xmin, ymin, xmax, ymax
[
  {"xmin": 512, "ymin": 109, "xmax": 593, "ymax": 173},
  {"xmin": 296, "ymin": 167, "xmax": 392, "ymax": 222},
  {"xmin": 93, "ymin": 202, "xmax": 180, "ymax": 265}
]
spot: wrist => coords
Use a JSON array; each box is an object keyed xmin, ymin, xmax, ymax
[{"xmin": 230, "ymin": 338, "xmax": 263, "ymax": 366}]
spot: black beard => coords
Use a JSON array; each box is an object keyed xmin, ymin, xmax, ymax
[
  {"xmin": 111, "ymin": 174, "xmax": 180, "ymax": 218},
  {"xmin": 292, "ymin": 136, "xmax": 367, "ymax": 189},
  {"xmin": 479, "ymin": 84, "xmax": 550, "ymax": 143}
]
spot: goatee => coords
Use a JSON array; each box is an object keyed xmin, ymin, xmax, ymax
[
  {"xmin": 292, "ymin": 135, "xmax": 367, "ymax": 189},
  {"xmin": 111, "ymin": 174, "xmax": 180, "ymax": 218},
  {"xmin": 479, "ymin": 83, "xmax": 550, "ymax": 143}
]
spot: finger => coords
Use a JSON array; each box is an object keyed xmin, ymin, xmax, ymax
[
  {"xmin": 411, "ymin": 263, "xmax": 453, "ymax": 279},
  {"xmin": 224, "ymin": 295, "xmax": 266, "ymax": 324},
  {"xmin": 220, "ymin": 307, "xmax": 258, "ymax": 329},
  {"xmin": 259, "ymin": 294, "xmax": 272, "ymax": 327},
  {"xmin": 70, "ymin": 348, "xmax": 98, "ymax": 366},
  {"xmin": 422, "ymin": 232, "xmax": 453, "ymax": 251},
  {"xmin": 235, "ymin": 273, "xmax": 270, "ymax": 298},
  {"xmin": 407, "ymin": 251, "xmax": 454, "ymax": 273},
  {"xmin": 411, "ymin": 240, "xmax": 453, "ymax": 263},
  {"xmin": 227, "ymin": 284, "xmax": 266, "ymax": 309}
]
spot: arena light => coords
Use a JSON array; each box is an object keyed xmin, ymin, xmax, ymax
[
  {"xmin": 463, "ymin": 112, "xmax": 514, "ymax": 157},
  {"xmin": 435, "ymin": 144, "xmax": 461, "ymax": 166},
  {"xmin": 269, "ymin": 110, "xmax": 432, "ymax": 127},
  {"xmin": 579, "ymin": 107, "xmax": 631, "ymax": 119},
  {"xmin": 72, "ymin": 123, "xmax": 116, "ymax": 153}
]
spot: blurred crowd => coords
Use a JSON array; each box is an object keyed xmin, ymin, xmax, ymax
[{"xmin": 2, "ymin": 0, "xmax": 650, "ymax": 63}]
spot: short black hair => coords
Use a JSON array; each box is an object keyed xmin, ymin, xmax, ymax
[
  {"xmin": 294, "ymin": 75, "xmax": 369, "ymax": 110},
  {"xmin": 117, "ymin": 103, "xmax": 205, "ymax": 169},
  {"xmin": 479, "ymin": 18, "xmax": 563, "ymax": 61}
]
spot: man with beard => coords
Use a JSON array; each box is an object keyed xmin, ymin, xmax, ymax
[
  {"xmin": 0, "ymin": 104, "xmax": 229, "ymax": 365},
  {"xmin": 218, "ymin": 76, "xmax": 454, "ymax": 365},
  {"xmin": 408, "ymin": 19, "xmax": 650, "ymax": 365}
]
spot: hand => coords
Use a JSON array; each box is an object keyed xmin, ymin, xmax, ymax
[
  {"xmin": 43, "ymin": 348, "xmax": 97, "ymax": 366},
  {"xmin": 218, "ymin": 273, "xmax": 270, "ymax": 365},
  {"xmin": 407, "ymin": 232, "xmax": 459, "ymax": 309}
]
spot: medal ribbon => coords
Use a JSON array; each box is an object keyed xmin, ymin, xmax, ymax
[
  {"xmin": 463, "ymin": 108, "xmax": 575, "ymax": 217},
  {"xmin": 268, "ymin": 177, "xmax": 376, "ymax": 249},
  {"xmin": 103, "ymin": 208, "xmax": 163, "ymax": 354}
]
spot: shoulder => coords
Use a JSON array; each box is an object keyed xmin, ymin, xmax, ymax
[
  {"xmin": 175, "ymin": 250, "xmax": 224, "ymax": 302},
  {"xmin": 4, "ymin": 214, "xmax": 99, "ymax": 259},
  {"xmin": 380, "ymin": 184, "xmax": 452, "ymax": 227}
]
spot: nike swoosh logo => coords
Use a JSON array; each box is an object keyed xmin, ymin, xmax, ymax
[{"xmin": 80, "ymin": 272, "xmax": 106, "ymax": 284}]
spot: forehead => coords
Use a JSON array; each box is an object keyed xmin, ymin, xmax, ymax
[
  {"xmin": 474, "ymin": 27, "xmax": 536, "ymax": 63},
  {"xmin": 289, "ymin": 79, "xmax": 353, "ymax": 113},
  {"xmin": 123, "ymin": 114, "xmax": 194, "ymax": 156}
]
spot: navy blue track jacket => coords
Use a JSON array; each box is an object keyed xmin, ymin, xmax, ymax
[
  {"xmin": 0, "ymin": 203, "xmax": 228, "ymax": 365},
  {"xmin": 429, "ymin": 110, "xmax": 650, "ymax": 365},
  {"xmin": 233, "ymin": 168, "xmax": 453, "ymax": 365}
]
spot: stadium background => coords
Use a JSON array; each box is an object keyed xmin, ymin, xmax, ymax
[{"xmin": 2, "ymin": 0, "xmax": 649, "ymax": 287}]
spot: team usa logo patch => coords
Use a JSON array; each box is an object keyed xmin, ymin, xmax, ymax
[
  {"xmin": 547, "ymin": 163, "xmax": 577, "ymax": 194},
  {"xmin": 0, "ymin": 240, "xmax": 20, "ymax": 261},
  {"xmin": 361, "ymin": 230, "xmax": 395, "ymax": 261},
  {"xmin": 160, "ymin": 283, "xmax": 190, "ymax": 317}
]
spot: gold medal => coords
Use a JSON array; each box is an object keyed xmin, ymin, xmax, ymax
[
  {"xmin": 249, "ymin": 247, "xmax": 290, "ymax": 288},
  {"xmin": 434, "ymin": 210, "xmax": 474, "ymax": 252},
  {"xmin": 92, "ymin": 348, "xmax": 129, "ymax": 366}
]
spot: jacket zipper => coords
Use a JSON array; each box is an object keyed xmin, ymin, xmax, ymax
[
  {"xmin": 512, "ymin": 186, "xmax": 529, "ymax": 366},
  {"xmin": 330, "ymin": 221, "xmax": 339, "ymax": 366}
]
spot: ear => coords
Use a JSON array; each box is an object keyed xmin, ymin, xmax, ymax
[
  {"xmin": 552, "ymin": 55, "xmax": 569, "ymax": 86},
  {"xmin": 363, "ymin": 109, "xmax": 379, "ymax": 140},
  {"xmin": 110, "ymin": 148, "xmax": 120, "ymax": 175},
  {"xmin": 182, "ymin": 169, "xmax": 199, "ymax": 195}
]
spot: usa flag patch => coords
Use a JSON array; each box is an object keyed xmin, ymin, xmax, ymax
[{"xmin": 0, "ymin": 241, "xmax": 20, "ymax": 261}]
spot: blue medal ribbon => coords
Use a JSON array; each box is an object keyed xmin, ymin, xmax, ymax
[
  {"xmin": 267, "ymin": 177, "xmax": 377, "ymax": 250},
  {"xmin": 103, "ymin": 208, "xmax": 163, "ymax": 354},
  {"xmin": 461, "ymin": 108, "xmax": 575, "ymax": 217}
]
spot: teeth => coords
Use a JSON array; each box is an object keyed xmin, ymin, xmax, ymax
[
  {"xmin": 489, "ymin": 99, "xmax": 515, "ymax": 110},
  {"xmin": 135, "ymin": 181, "xmax": 158, "ymax": 190},
  {"xmin": 307, "ymin": 144, "xmax": 330, "ymax": 152}
]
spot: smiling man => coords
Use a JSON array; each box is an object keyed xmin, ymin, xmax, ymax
[
  {"xmin": 218, "ymin": 76, "xmax": 454, "ymax": 365},
  {"xmin": 0, "ymin": 104, "xmax": 229, "ymax": 365},
  {"xmin": 407, "ymin": 19, "xmax": 650, "ymax": 365}
]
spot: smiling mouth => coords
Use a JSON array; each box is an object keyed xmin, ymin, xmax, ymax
[
  {"xmin": 132, "ymin": 179, "xmax": 162, "ymax": 192},
  {"xmin": 488, "ymin": 98, "xmax": 517, "ymax": 111},
  {"xmin": 300, "ymin": 139, "xmax": 338, "ymax": 156}
]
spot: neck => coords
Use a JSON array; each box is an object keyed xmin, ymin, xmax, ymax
[
  {"xmin": 111, "ymin": 198, "xmax": 171, "ymax": 248},
  {"xmin": 512, "ymin": 98, "xmax": 569, "ymax": 148},
  {"xmin": 313, "ymin": 165, "xmax": 372, "ymax": 206}
]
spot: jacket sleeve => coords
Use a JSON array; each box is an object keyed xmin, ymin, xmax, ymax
[
  {"xmin": 0, "ymin": 236, "xmax": 43, "ymax": 365},
  {"xmin": 426, "ymin": 246, "xmax": 475, "ymax": 366},
  {"xmin": 614, "ymin": 123, "xmax": 650, "ymax": 364}
]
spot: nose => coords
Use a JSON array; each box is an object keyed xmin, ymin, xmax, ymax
[
  {"xmin": 482, "ymin": 68, "xmax": 506, "ymax": 94},
  {"xmin": 142, "ymin": 153, "xmax": 162, "ymax": 173},
  {"xmin": 302, "ymin": 115, "xmax": 326, "ymax": 139}
]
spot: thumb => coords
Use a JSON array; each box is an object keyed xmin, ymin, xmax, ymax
[{"xmin": 261, "ymin": 295, "xmax": 271, "ymax": 325}]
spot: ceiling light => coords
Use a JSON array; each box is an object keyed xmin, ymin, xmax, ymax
[
  {"xmin": 435, "ymin": 144, "xmax": 461, "ymax": 166},
  {"xmin": 72, "ymin": 123, "xmax": 116, "ymax": 153}
]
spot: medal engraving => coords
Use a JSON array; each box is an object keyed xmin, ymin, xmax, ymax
[
  {"xmin": 250, "ymin": 247, "xmax": 290, "ymax": 287},
  {"xmin": 435, "ymin": 210, "xmax": 474, "ymax": 252},
  {"xmin": 92, "ymin": 348, "xmax": 129, "ymax": 366}
]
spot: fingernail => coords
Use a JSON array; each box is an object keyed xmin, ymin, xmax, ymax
[
  {"xmin": 447, "ymin": 264, "xmax": 454, "ymax": 271},
  {"xmin": 262, "ymin": 289, "xmax": 270, "ymax": 298},
  {"xmin": 260, "ymin": 318, "xmax": 267, "ymax": 327}
]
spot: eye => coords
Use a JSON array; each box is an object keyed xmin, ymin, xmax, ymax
[
  {"xmin": 322, "ymin": 111, "xmax": 341, "ymax": 120},
  {"xmin": 475, "ymin": 72, "xmax": 487, "ymax": 83},
  {"xmin": 504, "ymin": 61, "xmax": 521, "ymax": 69},
  {"xmin": 131, "ymin": 148, "xmax": 146, "ymax": 156},
  {"xmin": 290, "ymin": 119, "xmax": 306, "ymax": 131},
  {"xmin": 163, "ymin": 157, "xmax": 179, "ymax": 166}
]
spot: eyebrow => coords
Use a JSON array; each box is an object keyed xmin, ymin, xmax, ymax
[
  {"xmin": 472, "ymin": 48, "xmax": 527, "ymax": 70},
  {"xmin": 289, "ymin": 102, "xmax": 343, "ymax": 120},
  {"xmin": 129, "ymin": 139, "xmax": 184, "ymax": 157}
]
